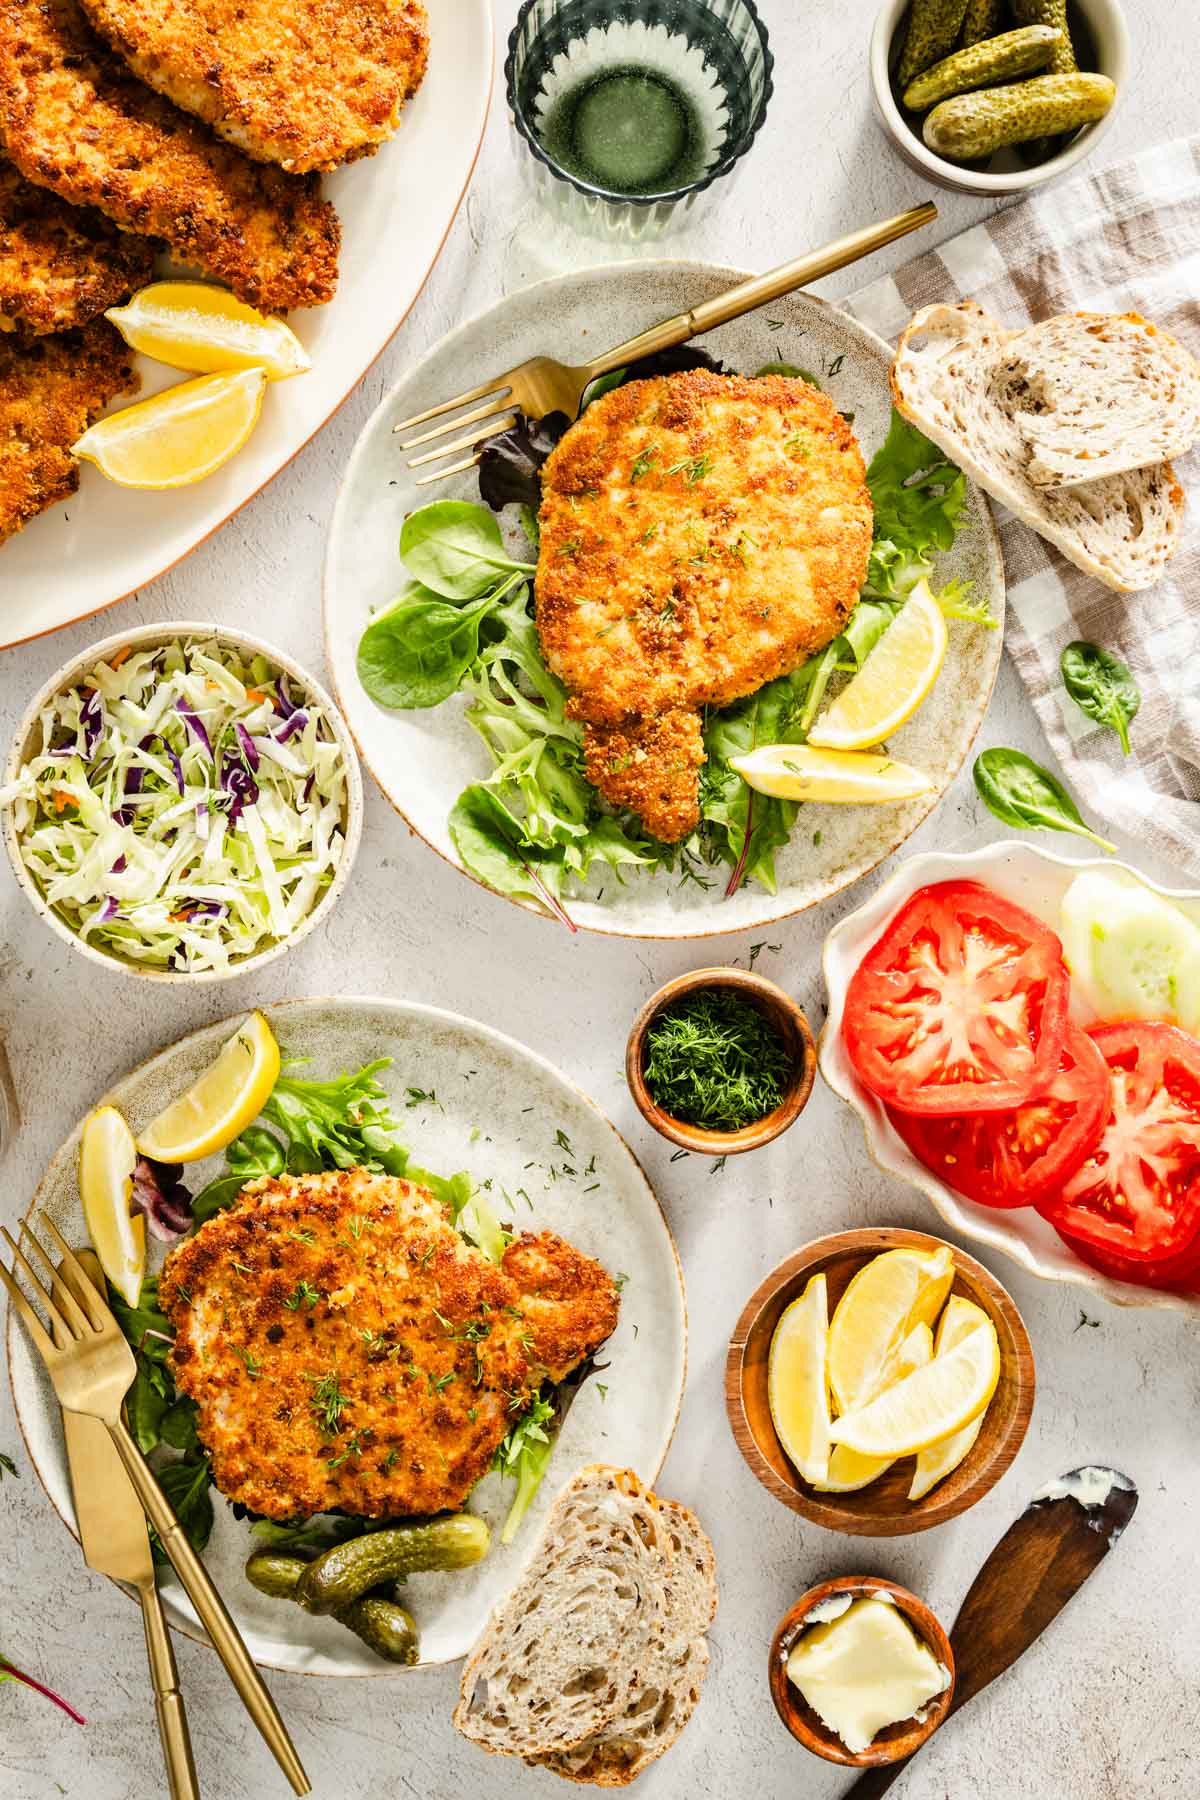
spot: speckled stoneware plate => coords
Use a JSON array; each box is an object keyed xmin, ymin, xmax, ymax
[
  {"xmin": 820, "ymin": 841, "xmax": 1200, "ymax": 1316},
  {"xmin": 7, "ymin": 998, "xmax": 686, "ymax": 1675},
  {"xmin": 1, "ymin": 0, "xmax": 493, "ymax": 650},
  {"xmin": 324, "ymin": 261, "xmax": 1005, "ymax": 940}
]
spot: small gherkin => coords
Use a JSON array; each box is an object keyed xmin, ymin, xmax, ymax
[
  {"xmin": 960, "ymin": 0, "xmax": 1006, "ymax": 45},
  {"xmin": 897, "ymin": 0, "xmax": 972, "ymax": 88},
  {"xmin": 903, "ymin": 24, "xmax": 1062, "ymax": 111},
  {"xmin": 1012, "ymin": 0, "xmax": 1078, "ymax": 71},
  {"xmin": 923, "ymin": 72, "xmax": 1116, "ymax": 160}
]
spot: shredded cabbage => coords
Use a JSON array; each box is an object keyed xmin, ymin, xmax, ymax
[{"xmin": 0, "ymin": 638, "xmax": 348, "ymax": 973}]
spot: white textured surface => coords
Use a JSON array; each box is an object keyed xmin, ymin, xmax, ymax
[{"xmin": 1, "ymin": 3, "xmax": 1197, "ymax": 1796}]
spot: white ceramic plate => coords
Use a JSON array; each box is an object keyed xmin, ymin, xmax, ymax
[
  {"xmin": 820, "ymin": 840, "xmax": 1200, "ymax": 1315},
  {"xmin": 7, "ymin": 997, "xmax": 686, "ymax": 1674},
  {"xmin": 323, "ymin": 263, "xmax": 1005, "ymax": 941},
  {"xmin": 0, "ymin": 1, "xmax": 493, "ymax": 651}
]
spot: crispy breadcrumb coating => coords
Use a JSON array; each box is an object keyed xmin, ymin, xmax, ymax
[
  {"xmin": 160, "ymin": 1168, "xmax": 619, "ymax": 1521},
  {"xmin": 0, "ymin": 0, "xmax": 340, "ymax": 311},
  {"xmin": 79, "ymin": 0, "xmax": 429, "ymax": 173},
  {"xmin": 536, "ymin": 370, "xmax": 873, "ymax": 841},
  {"xmin": 0, "ymin": 158, "xmax": 154, "ymax": 334}
]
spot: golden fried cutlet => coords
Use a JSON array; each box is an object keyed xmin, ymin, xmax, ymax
[
  {"xmin": 0, "ymin": 0, "xmax": 339, "ymax": 311},
  {"xmin": 80, "ymin": 0, "xmax": 430, "ymax": 174},
  {"xmin": 0, "ymin": 159, "xmax": 154, "ymax": 333},
  {"xmin": 0, "ymin": 316, "xmax": 136, "ymax": 543},
  {"xmin": 160, "ymin": 1168, "xmax": 619, "ymax": 1522},
  {"xmin": 536, "ymin": 370, "xmax": 874, "ymax": 842}
]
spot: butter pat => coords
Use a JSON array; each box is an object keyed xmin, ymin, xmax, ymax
[{"xmin": 786, "ymin": 1597, "xmax": 949, "ymax": 1755}]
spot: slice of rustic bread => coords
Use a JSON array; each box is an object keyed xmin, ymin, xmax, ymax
[
  {"xmin": 453, "ymin": 1465, "xmax": 672, "ymax": 1760},
  {"xmin": 998, "ymin": 312, "xmax": 1200, "ymax": 489},
  {"xmin": 891, "ymin": 301, "xmax": 1186, "ymax": 593},
  {"xmin": 533, "ymin": 1498, "xmax": 719, "ymax": 1786}
]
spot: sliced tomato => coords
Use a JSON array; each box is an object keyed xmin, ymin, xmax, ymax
[
  {"xmin": 842, "ymin": 880, "xmax": 1071, "ymax": 1114},
  {"xmin": 887, "ymin": 1023, "xmax": 1109, "ymax": 1209},
  {"xmin": 1036, "ymin": 1021, "xmax": 1200, "ymax": 1287}
]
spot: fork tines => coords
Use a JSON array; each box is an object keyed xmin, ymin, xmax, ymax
[
  {"xmin": 0, "ymin": 1214, "xmax": 110, "ymax": 1358},
  {"xmin": 392, "ymin": 377, "xmax": 516, "ymax": 486}
]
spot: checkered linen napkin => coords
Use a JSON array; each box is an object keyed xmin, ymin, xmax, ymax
[{"xmin": 843, "ymin": 136, "xmax": 1200, "ymax": 877}]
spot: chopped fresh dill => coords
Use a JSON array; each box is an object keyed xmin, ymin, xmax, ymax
[
  {"xmin": 308, "ymin": 1370, "xmax": 349, "ymax": 1434},
  {"xmin": 284, "ymin": 1279, "xmax": 321, "ymax": 1311},
  {"xmin": 642, "ymin": 987, "xmax": 794, "ymax": 1131}
]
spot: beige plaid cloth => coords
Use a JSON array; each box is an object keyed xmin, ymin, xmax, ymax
[{"xmin": 844, "ymin": 135, "xmax": 1200, "ymax": 876}]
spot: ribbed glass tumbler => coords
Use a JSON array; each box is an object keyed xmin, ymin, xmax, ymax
[{"xmin": 505, "ymin": 0, "xmax": 773, "ymax": 243}]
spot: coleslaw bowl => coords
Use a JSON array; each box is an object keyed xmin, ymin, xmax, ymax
[
  {"xmin": 3, "ymin": 621, "xmax": 363, "ymax": 985},
  {"xmin": 819, "ymin": 840, "xmax": 1200, "ymax": 1315}
]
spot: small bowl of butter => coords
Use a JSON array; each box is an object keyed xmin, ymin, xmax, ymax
[{"xmin": 769, "ymin": 1575, "xmax": 954, "ymax": 1765}]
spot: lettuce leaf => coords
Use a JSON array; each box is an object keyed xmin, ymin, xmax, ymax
[{"xmin": 863, "ymin": 410, "xmax": 967, "ymax": 600}]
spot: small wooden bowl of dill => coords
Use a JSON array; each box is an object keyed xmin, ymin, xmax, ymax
[{"xmin": 626, "ymin": 968, "xmax": 816, "ymax": 1154}]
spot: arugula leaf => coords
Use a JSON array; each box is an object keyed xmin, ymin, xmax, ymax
[{"xmin": 398, "ymin": 500, "xmax": 535, "ymax": 599}]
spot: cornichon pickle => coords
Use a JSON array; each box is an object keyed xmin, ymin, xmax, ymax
[
  {"xmin": 903, "ymin": 24, "xmax": 1060, "ymax": 110},
  {"xmin": 245, "ymin": 1549, "xmax": 420, "ymax": 1664},
  {"xmin": 960, "ymin": 0, "xmax": 1005, "ymax": 45},
  {"xmin": 1012, "ymin": 0, "xmax": 1077, "ymax": 71},
  {"xmin": 897, "ymin": 0, "xmax": 971, "ymax": 87},
  {"xmin": 337, "ymin": 1596, "xmax": 419, "ymax": 1665},
  {"xmin": 923, "ymin": 73, "xmax": 1115, "ymax": 159},
  {"xmin": 246, "ymin": 1550, "xmax": 311, "ymax": 1601},
  {"xmin": 298, "ymin": 1513, "xmax": 492, "ymax": 1615}
]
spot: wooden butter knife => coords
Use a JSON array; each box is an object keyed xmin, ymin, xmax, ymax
[{"xmin": 844, "ymin": 1467, "xmax": 1138, "ymax": 1798}]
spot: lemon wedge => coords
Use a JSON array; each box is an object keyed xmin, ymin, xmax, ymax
[
  {"xmin": 768, "ymin": 1272, "xmax": 831, "ymax": 1485},
  {"xmin": 813, "ymin": 1323, "xmax": 933, "ymax": 1493},
  {"xmin": 807, "ymin": 580, "xmax": 948, "ymax": 751},
  {"xmin": 729, "ymin": 744, "xmax": 934, "ymax": 805},
  {"xmin": 72, "ymin": 368, "xmax": 267, "ymax": 488},
  {"xmin": 830, "ymin": 1321, "xmax": 1000, "ymax": 1459},
  {"xmin": 827, "ymin": 1246, "xmax": 954, "ymax": 1414},
  {"xmin": 137, "ymin": 1011, "xmax": 280, "ymax": 1164},
  {"xmin": 908, "ymin": 1296, "xmax": 993, "ymax": 1500},
  {"xmin": 106, "ymin": 282, "xmax": 311, "ymax": 380},
  {"xmin": 79, "ymin": 1106, "xmax": 144, "ymax": 1307}
]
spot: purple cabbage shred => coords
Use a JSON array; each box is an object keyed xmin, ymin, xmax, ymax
[{"xmin": 174, "ymin": 698, "xmax": 212, "ymax": 756}]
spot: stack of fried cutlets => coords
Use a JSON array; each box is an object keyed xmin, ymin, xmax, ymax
[{"xmin": 0, "ymin": 0, "xmax": 428, "ymax": 544}]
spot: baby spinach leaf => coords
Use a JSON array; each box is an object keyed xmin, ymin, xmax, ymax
[
  {"xmin": 126, "ymin": 1364, "xmax": 168, "ymax": 1454},
  {"xmin": 357, "ymin": 594, "xmax": 498, "ymax": 709},
  {"xmin": 159, "ymin": 1399, "xmax": 201, "ymax": 1455},
  {"xmin": 973, "ymin": 748, "xmax": 1116, "ymax": 852},
  {"xmin": 449, "ymin": 784, "xmax": 577, "ymax": 930},
  {"xmin": 192, "ymin": 1126, "xmax": 285, "ymax": 1223},
  {"xmin": 152, "ymin": 1456, "xmax": 214, "ymax": 1561},
  {"xmin": 398, "ymin": 500, "xmax": 535, "ymax": 599},
  {"xmin": 1060, "ymin": 641, "xmax": 1140, "ymax": 755}
]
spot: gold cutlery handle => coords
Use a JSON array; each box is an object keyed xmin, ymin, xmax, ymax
[
  {"xmin": 107, "ymin": 1419, "xmax": 310, "ymax": 1797},
  {"xmin": 583, "ymin": 201, "xmax": 938, "ymax": 378},
  {"xmin": 139, "ymin": 1579, "xmax": 200, "ymax": 1800}
]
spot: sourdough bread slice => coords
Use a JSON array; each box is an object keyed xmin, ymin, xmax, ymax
[
  {"xmin": 534, "ymin": 1499, "xmax": 719, "ymax": 1786},
  {"xmin": 997, "ymin": 312, "xmax": 1200, "ymax": 489},
  {"xmin": 453, "ymin": 1466, "xmax": 672, "ymax": 1760},
  {"xmin": 891, "ymin": 301, "xmax": 1186, "ymax": 592}
]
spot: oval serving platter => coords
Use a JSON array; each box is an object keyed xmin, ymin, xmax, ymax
[
  {"xmin": 324, "ymin": 261, "xmax": 1005, "ymax": 940},
  {"xmin": 1, "ymin": 0, "xmax": 493, "ymax": 650},
  {"xmin": 7, "ymin": 997, "xmax": 686, "ymax": 1675}
]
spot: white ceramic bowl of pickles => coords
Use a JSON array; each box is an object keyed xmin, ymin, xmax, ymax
[
  {"xmin": 820, "ymin": 839, "xmax": 1200, "ymax": 1315},
  {"xmin": 870, "ymin": 0, "xmax": 1129, "ymax": 195}
]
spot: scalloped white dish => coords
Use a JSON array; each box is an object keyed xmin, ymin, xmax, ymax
[{"xmin": 819, "ymin": 840, "xmax": 1200, "ymax": 1315}]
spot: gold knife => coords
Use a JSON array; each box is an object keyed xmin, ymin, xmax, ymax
[{"xmin": 53, "ymin": 1252, "xmax": 199, "ymax": 1800}]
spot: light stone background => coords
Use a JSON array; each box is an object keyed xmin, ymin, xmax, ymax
[{"xmin": 1, "ymin": 3, "xmax": 1196, "ymax": 1796}]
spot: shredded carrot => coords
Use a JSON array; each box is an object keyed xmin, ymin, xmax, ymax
[
  {"xmin": 108, "ymin": 645, "xmax": 132, "ymax": 670},
  {"xmin": 245, "ymin": 689, "xmax": 266, "ymax": 705},
  {"xmin": 168, "ymin": 909, "xmax": 193, "ymax": 924},
  {"xmin": 51, "ymin": 789, "xmax": 75, "ymax": 813}
]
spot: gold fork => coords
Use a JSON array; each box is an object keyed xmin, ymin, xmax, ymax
[
  {"xmin": 0, "ymin": 1216, "xmax": 309, "ymax": 1797},
  {"xmin": 392, "ymin": 201, "xmax": 937, "ymax": 485}
]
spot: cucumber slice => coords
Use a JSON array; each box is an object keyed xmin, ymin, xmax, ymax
[{"xmin": 1061, "ymin": 871, "xmax": 1200, "ymax": 1029}]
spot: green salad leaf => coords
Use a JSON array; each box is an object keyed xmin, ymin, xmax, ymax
[
  {"xmin": 399, "ymin": 500, "xmax": 535, "ymax": 599},
  {"xmin": 1060, "ymin": 641, "xmax": 1140, "ymax": 755},
  {"xmin": 491, "ymin": 1393, "xmax": 556, "ymax": 1546},
  {"xmin": 864, "ymin": 409, "xmax": 968, "ymax": 599},
  {"xmin": 973, "ymin": 747, "xmax": 1117, "ymax": 853},
  {"xmin": 357, "ymin": 589, "xmax": 503, "ymax": 710}
]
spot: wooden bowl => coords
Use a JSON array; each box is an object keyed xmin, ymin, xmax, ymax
[
  {"xmin": 625, "ymin": 967, "xmax": 816, "ymax": 1155},
  {"xmin": 769, "ymin": 1575, "xmax": 955, "ymax": 1764},
  {"xmin": 726, "ymin": 1227, "xmax": 1034, "ymax": 1534}
]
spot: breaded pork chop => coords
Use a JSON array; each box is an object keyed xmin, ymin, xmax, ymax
[
  {"xmin": 0, "ymin": 0, "xmax": 339, "ymax": 311},
  {"xmin": 536, "ymin": 370, "xmax": 873, "ymax": 842},
  {"xmin": 160, "ymin": 1169, "xmax": 619, "ymax": 1522},
  {"xmin": 80, "ymin": 0, "xmax": 430, "ymax": 173},
  {"xmin": 0, "ymin": 316, "xmax": 136, "ymax": 543},
  {"xmin": 0, "ymin": 159, "xmax": 154, "ymax": 333}
]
